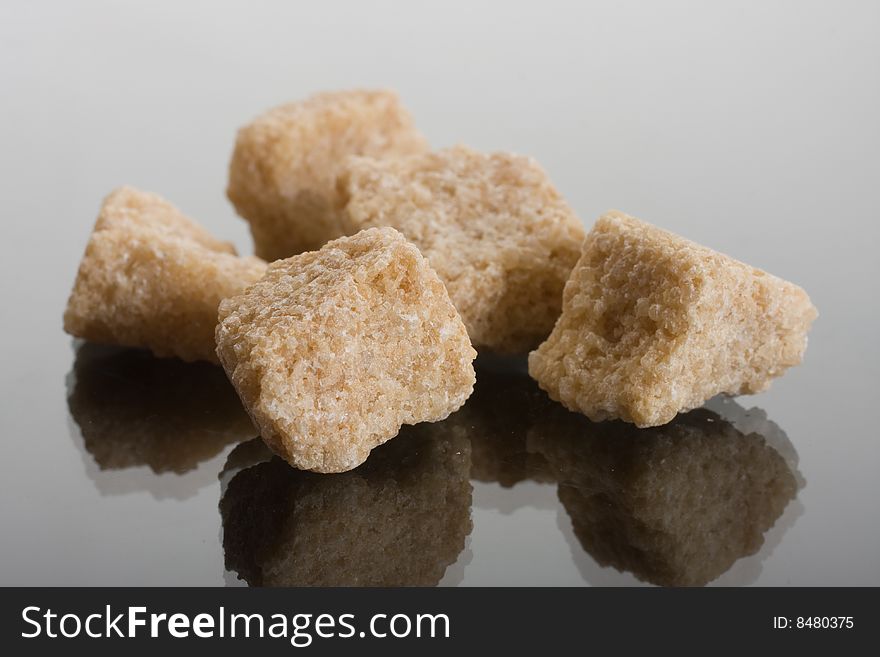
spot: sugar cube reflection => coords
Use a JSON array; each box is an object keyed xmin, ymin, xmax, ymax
[
  {"xmin": 220, "ymin": 424, "xmax": 473, "ymax": 586},
  {"xmin": 468, "ymin": 360, "xmax": 802, "ymax": 586},
  {"xmin": 461, "ymin": 361, "xmax": 558, "ymax": 487},
  {"xmin": 531, "ymin": 406, "xmax": 799, "ymax": 586},
  {"xmin": 219, "ymin": 358, "xmax": 800, "ymax": 587},
  {"xmin": 67, "ymin": 342, "xmax": 255, "ymax": 475}
]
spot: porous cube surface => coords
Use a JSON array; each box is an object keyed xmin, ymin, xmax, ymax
[
  {"xmin": 529, "ymin": 211, "xmax": 818, "ymax": 427},
  {"xmin": 63, "ymin": 187, "xmax": 267, "ymax": 363},
  {"xmin": 220, "ymin": 428, "xmax": 472, "ymax": 586},
  {"xmin": 227, "ymin": 89, "xmax": 427, "ymax": 260},
  {"xmin": 215, "ymin": 227, "xmax": 476, "ymax": 473},
  {"xmin": 528, "ymin": 404, "xmax": 799, "ymax": 586},
  {"xmin": 93, "ymin": 185, "xmax": 236, "ymax": 253},
  {"xmin": 340, "ymin": 145, "xmax": 586, "ymax": 353}
]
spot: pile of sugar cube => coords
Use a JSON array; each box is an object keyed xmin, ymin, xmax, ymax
[{"xmin": 64, "ymin": 89, "xmax": 817, "ymax": 473}]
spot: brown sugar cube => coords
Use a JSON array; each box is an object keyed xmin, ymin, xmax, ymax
[
  {"xmin": 215, "ymin": 227, "xmax": 476, "ymax": 473},
  {"xmin": 529, "ymin": 211, "xmax": 818, "ymax": 427},
  {"xmin": 227, "ymin": 89, "xmax": 427, "ymax": 260},
  {"xmin": 63, "ymin": 187, "xmax": 267, "ymax": 363},
  {"xmin": 92, "ymin": 185, "xmax": 236, "ymax": 253},
  {"xmin": 68, "ymin": 343, "xmax": 255, "ymax": 477},
  {"xmin": 220, "ymin": 428, "xmax": 472, "ymax": 586},
  {"xmin": 339, "ymin": 145, "xmax": 586, "ymax": 353},
  {"xmin": 528, "ymin": 404, "xmax": 800, "ymax": 586}
]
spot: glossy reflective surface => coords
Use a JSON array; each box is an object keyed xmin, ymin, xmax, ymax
[
  {"xmin": 219, "ymin": 359, "xmax": 803, "ymax": 587},
  {"xmin": 1, "ymin": 1, "xmax": 878, "ymax": 586}
]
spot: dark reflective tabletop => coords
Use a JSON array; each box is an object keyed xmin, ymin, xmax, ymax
[
  {"xmin": 2, "ymin": 344, "xmax": 824, "ymax": 586},
  {"xmin": 217, "ymin": 356, "xmax": 802, "ymax": 587}
]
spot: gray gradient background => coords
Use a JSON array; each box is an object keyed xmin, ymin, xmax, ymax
[{"xmin": 0, "ymin": 0, "xmax": 877, "ymax": 585}]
